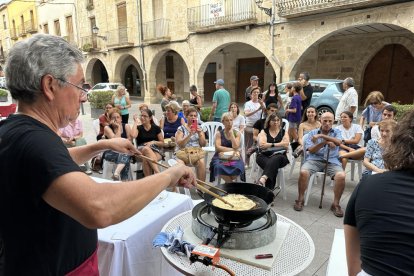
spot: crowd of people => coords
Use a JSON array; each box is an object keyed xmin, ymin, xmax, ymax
[{"xmin": 1, "ymin": 34, "xmax": 413, "ymax": 276}]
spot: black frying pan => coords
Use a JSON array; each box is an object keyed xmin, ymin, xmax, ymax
[{"xmin": 199, "ymin": 182, "xmax": 275, "ymax": 223}]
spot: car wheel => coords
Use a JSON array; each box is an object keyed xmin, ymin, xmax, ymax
[{"xmin": 317, "ymin": 106, "xmax": 334, "ymax": 117}]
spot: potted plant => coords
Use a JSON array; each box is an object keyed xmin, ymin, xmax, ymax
[
  {"xmin": 82, "ymin": 43, "xmax": 93, "ymax": 52},
  {"xmin": 0, "ymin": 89, "xmax": 9, "ymax": 102},
  {"xmin": 88, "ymin": 90, "xmax": 114, "ymax": 118}
]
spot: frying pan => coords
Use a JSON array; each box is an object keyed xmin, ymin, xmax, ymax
[{"xmin": 199, "ymin": 182, "xmax": 275, "ymax": 223}]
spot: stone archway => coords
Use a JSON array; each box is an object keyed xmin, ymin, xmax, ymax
[
  {"xmin": 148, "ymin": 49, "xmax": 190, "ymax": 103},
  {"xmin": 113, "ymin": 54, "xmax": 143, "ymax": 97},
  {"xmin": 196, "ymin": 42, "xmax": 278, "ymax": 103},
  {"xmin": 362, "ymin": 44, "xmax": 414, "ymax": 104},
  {"xmin": 84, "ymin": 58, "xmax": 110, "ymax": 85}
]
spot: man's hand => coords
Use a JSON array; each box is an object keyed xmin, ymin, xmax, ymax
[
  {"xmin": 164, "ymin": 164, "xmax": 196, "ymax": 188},
  {"xmin": 105, "ymin": 138, "xmax": 141, "ymax": 156},
  {"xmin": 326, "ymin": 141, "xmax": 336, "ymax": 149}
]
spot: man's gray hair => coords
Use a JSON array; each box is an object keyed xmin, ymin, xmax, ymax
[
  {"xmin": 5, "ymin": 34, "xmax": 84, "ymax": 103},
  {"xmin": 344, "ymin": 77, "xmax": 355, "ymax": 87}
]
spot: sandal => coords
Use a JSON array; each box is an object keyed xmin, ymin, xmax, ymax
[
  {"xmin": 293, "ymin": 200, "xmax": 304, "ymax": 211},
  {"xmin": 330, "ymin": 204, "xmax": 344, "ymax": 217}
]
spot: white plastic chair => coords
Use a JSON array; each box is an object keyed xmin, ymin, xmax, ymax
[
  {"xmin": 348, "ymin": 159, "xmax": 363, "ymax": 181},
  {"xmin": 249, "ymin": 151, "xmax": 287, "ymax": 200},
  {"xmin": 201, "ymin": 122, "xmax": 224, "ymax": 167},
  {"xmin": 92, "ymin": 119, "xmax": 100, "ymax": 136}
]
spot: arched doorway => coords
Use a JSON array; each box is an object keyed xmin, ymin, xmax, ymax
[
  {"xmin": 91, "ymin": 60, "xmax": 109, "ymax": 84},
  {"xmin": 362, "ymin": 44, "xmax": 414, "ymax": 104},
  {"xmin": 124, "ymin": 65, "xmax": 141, "ymax": 96}
]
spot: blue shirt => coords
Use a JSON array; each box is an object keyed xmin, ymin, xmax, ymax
[{"xmin": 304, "ymin": 128, "xmax": 342, "ymax": 166}]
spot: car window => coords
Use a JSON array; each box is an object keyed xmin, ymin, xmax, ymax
[
  {"xmin": 82, "ymin": 83, "xmax": 92, "ymax": 90},
  {"xmin": 311, "ymin": 83, "xmax": 328, "ymax": 93},
  {"xmin": 92, "ymin": 84, "xmax": 106, "ymax": 90},
  {"xmin": 109, "ymin": 84, "xmax": 120, "ymax": 89},
  {"xmin": 334, "ymin": 83, "xmax": 345, "ymax": 93},
  {"xmin": 277, "ymin": 83, "xmax": 287, "ymax": 95}
]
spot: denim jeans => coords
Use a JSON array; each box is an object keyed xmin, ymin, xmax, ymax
[{"xmin": 103, "ymin": 150, "xmax": 131, "ymax": 180}]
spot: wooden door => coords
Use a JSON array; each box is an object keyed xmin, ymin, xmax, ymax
[
  {"xmin": 362, "ymin": 44, "xmax": 414, "ymax": 104},
  {"xmin": 203, "ymin": 62, "xmax": 217, "ymax": 103},
  {"xmin": 117, "ymin": 3, "xmax": 128, "ymax": 43},
  {"xmin": 236, "ymin": 57, "xmax": 265, "ymax": 103}
]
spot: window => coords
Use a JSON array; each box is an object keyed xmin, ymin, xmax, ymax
[
  {"xmin": 43, "ymin": 23, "xmax": 49, "ymax": 34},
  {"xmin": 54, "ymin": 20, "xmax": 61, "ymax": 36},
  {"xmin": 66, "ymin": 16, "xmax": 74, "ymax": 42},
  {"xmin": 3, "ymin": 15, "xmax": 6, "ymax": 30}
]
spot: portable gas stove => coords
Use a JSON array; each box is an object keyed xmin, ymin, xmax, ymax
[{"xmin": 191, "ymin": 202, "xmax": 277, "ymax": 249}]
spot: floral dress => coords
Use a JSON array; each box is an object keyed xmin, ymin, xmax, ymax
[{"xmin": 363, "ymin": 139, "xmax": 384, "ymax": 175}]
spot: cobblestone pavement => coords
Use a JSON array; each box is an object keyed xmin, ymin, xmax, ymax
[{"xmin": 79, "ymin": 98, "xmax": 356, "ymax": 275}]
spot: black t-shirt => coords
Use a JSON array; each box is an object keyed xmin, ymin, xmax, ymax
[
  {"xmin": 0, "ymin": 115, "xmax": 97, "ymax": 275},
  {"xmin": 344, "ymin": 170, "xmax": 414, "ymax": 275},
  {"xmin": 136, "ymin": 124, "xmax": 161, "ymax": 145},
  {"xmin": 253, "ymin": 118, "xmax": 266, "ymax": 133},
  {"xmin": 302, "ymin": 83, "xmax": 313, "ymax": 111}
]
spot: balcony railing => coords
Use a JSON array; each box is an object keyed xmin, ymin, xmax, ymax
[
  {"xmin": 24, "ymin": 20, "xmax": 37, "ymax": 34},
  {"xmin": 187, "ymin": 0, "xmax": 257, "ymax": 32},
  {"xmin": 80, "ymin": 35, "xmax": 103, "ymax": 52},
  {"xmin": 107, "ymin": 27, "xmax": 134, "ymax": 48},
  {"xmin": 18, "ymin": 25, "xmax": 27, "ymax": 37},
  {"xmin": 142, "ymin": 19, "xmax": 170, "ymax": 42},
  {"xmin": 277, "ymin": 0, "xmax": 403, "ymax": 18}
]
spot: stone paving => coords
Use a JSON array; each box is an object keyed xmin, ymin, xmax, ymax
[{"xmin": 79, "ymin": 98, "xmax": 358, "ymax": 275}]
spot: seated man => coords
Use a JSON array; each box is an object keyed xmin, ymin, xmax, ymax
[{"xmin": 293, "ymin": 112, "xmax": 346, "ymax": 217}]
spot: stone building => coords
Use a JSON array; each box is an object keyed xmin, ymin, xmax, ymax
[{"xmin": 0, "ymin": 0, "xmax": 413, "ymax": 104}]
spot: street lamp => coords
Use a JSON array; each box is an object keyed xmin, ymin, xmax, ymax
[
  {"xmin": 92, "ymin": 26, "xmax": 107, "ymax": 41},
  {"xmin": 255, "ymin": 0, "xmax": 272, "ymax": 17}
]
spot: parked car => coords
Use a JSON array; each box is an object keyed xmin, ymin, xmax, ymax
[
  {"xmin": 274, "ymin": 79, "xmax": 344, "ymax": 117},
  {"xmin": 87, "ymin": 82, "xmax": 122, "ymax": 101},
  {"xmin": 0, "ymin": 77, "xmax": 6, "ymax": 89}
]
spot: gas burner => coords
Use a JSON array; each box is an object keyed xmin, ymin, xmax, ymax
[{"xmin": 191, "ymin": 202, "xmax": 277, "ymax": 249}]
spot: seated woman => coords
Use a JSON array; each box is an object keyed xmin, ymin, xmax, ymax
[
  {"xmin": 131, "ymin": 109, "xmax": 164, "ymax": 176},
  {"xmin": 295, "ymin": 105, "xmax": 320, "ymax": 158},
  {"xmin": 103, "ymin": 108, "xmax": 133, "ymax": 181},
  {"xmin": 175, "ymin": 107, "xmax": 207, "ymax": 181},
  {"xmin": 178, "ymin": 100, "xmax": 190, "ymax": 123},
  {"xmin": 336, "ymin": 111, "xmax": 364, "ymax": 169},
  {"xmin": 59, "ymin": 116, "xmax": 92, "ymax": 175},
  {"xmin": 229, "ymin": 102, "xmax": 246, "ymax": 133},
  {"xmin": 136, "ymin": 103, "xmax": 159, "ymax": 126},
  {"xmin": 159, "ymin": 101, "xmax": 185, "ymax": 138},
  {"xmin": 363, "ymin": 120, "xmax": 397, "ymax": 177},
  {"xmin": 97, "ymin": 103, "xmax": 113, "ymax": 140},
  {"xmin": 209, "ymin": 112, "xmax": 245, "ymax": 183},
  {"xmin": 256, "ymin": 113, "xmax": 290, "ymax": 190}
]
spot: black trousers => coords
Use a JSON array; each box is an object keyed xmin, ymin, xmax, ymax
[{"xmin": 256, "ymin": 153, "xmax": 289, "ymax": 190}]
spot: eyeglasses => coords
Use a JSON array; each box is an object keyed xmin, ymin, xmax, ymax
[{"xmin": 54, "ymin": 77, "xmax": 88, "ymax": 97}]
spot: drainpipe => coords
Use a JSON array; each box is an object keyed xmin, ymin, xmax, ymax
[
  {"xmin": 137, "ymin": 0, "xmax": 147, "ymax": 98},
  {"xmin": 270, "ymin": 0, "xmax": 283, "ymax": 82}
]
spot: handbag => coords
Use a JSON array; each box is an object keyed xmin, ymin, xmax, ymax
[
  {"xmin": 176, "ymin": 147, "xmax": 206, "ymax": 165},
  {"xmin": 90, "ymin": 154, "xmax": 102, "ymax": 172},
  {"xmin": 260, "ymin": 146, "xmax": 287, "ymax": 157},
  {"xmin": 363, "ymin": 106, "xmax": 371, "ymax": 144},
  {"xmin": 218, "ymin": 151, "xmax": 241, "ymax": 161}
]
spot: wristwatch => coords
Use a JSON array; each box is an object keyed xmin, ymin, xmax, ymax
[{"xmin": 341, "ymin": 139, "xmax": 345, "ymax": 144}]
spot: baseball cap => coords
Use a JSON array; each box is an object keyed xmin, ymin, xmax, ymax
[
  {"xmin": 250, "ymin": 75, "xmax": 259, "ymax": 81},
  {"xmin": 214, "ymin": 79, "xmax": 224, "ymax": 85}
]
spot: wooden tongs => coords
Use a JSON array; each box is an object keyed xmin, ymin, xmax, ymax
[{"xmin": 136, "ymin": 154, "xmax": 234, "ymax": 208}]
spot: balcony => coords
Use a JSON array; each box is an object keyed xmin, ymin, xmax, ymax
[
  {"xmin": 187, "ymin": 0, "xmax": 257, "ymax": 33},
  {"xmin": 11, "ymin": 29, "xmax": 18, "ymax": 40},
  {"xmin": 277, "ymin": 0, "xmax": 407, "ymax": 18},
  {"xmin": 80, "ymin": 35, "xmax": 103, "ymax": 52},
  {"xmin": 18, "ymin": 25, "xmax": 27, "ymax": 37},
  {"xmin": 63, "ymin": 35, "xmax": 76, "ymax": 45},
  {"xmin": 107, "ymin": 27, "xmax": 134, "ymax": 48},
  {"xmin": 142, "ymin": 19, "xmax": 170, "ymax": 43},
  {"xmin": 24, "ymin": 20, "xmax": 37, "ymax": 34}
]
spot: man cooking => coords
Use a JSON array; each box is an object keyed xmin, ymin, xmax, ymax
[{"xmin": 0, "ymin": 34, "xmax": 196, "ymax": 275}]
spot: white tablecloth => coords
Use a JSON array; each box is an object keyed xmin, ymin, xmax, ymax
[{"xmin": 96, "ymin": 184, "xmax": 193, "ymax": 276}]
